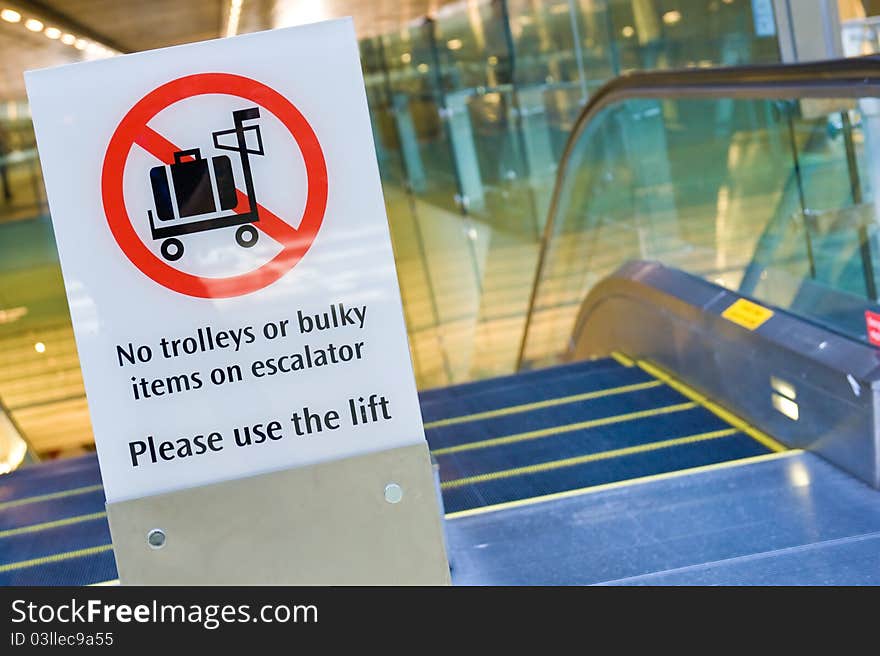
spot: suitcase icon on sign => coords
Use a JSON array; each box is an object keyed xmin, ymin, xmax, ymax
[{"xmin": 147, "ymin": 107, "xmax": 265, "ymax": 261}]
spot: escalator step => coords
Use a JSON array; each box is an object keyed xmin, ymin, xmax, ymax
[
  {"xmin": 426, "ymin": 384, "xmax": 692, "ymax": 451},
  {"xmin": 418, "ymin": 358, "xmax": 624, "ymax": 406},
  {"xmin": 0, "ymin": 466, "xmax": 103, "ymax": 505},
  {"xmin": 0, "ymin": 454, "xmax": 99, "ymax": 481},
  {"xmin": 0, "ymin": 489, "xmax": 106, "ymax": 532},
  {"xmin": 435, "ymin": 406, "xmax": 732, "ymax": 482},
  {"xmin": 420, "ymin": 365, "xmax": 654, "ymax": 424},
  {"xmin": 0, "ymin": 546, "xmax": 116, "ymax": 586},
  {"xmin": 0, "ymin": 516, "xmax": 112, "ymax": 586},
  {"xmin": 442, "ymin": 432, "xmax": 770, "ymax": 514}
]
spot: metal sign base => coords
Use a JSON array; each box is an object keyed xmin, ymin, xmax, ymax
[{"xmin": 106, "ymin": 443, "xmax": 450, "ymax": 585}]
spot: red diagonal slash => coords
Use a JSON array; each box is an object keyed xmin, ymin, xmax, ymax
[{"xmin": 134, "ymin": 126, "xmax": 299, "ymax": 245}]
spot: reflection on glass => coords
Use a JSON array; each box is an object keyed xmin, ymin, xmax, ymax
[
  {"xmin": 0, "ymin": 0, "xmax": 785, "ymax": 463},
  {"xmin": 521, "ymin": 95, "xmax": 880, "ymax": 369},
  {"xmin": 362, "ymin": 0, "xmax": 781, "ymax": 389}
]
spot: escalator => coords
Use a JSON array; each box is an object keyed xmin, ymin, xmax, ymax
[
  {"xmin": 4, "ymin": 338, "xmax": 879, "ymax": 585},
  {"xmin": 424, "ymin": 355, "xmax": 780, "ymax": 516},
  {"xmin": 0, "ymin": 354, "xmax": 782, "ymax": 585},
  {"xmin": 5, "ymin": 58, "xmax": 880, "ymax": 585}
]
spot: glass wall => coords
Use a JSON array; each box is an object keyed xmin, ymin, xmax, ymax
[
  {"xmin": 371, "ymin": 0, "xmax": 781, "ymax": 389},
  {"xmin": 0, "ymin": 102, "xmax": 89, "ymax": 464},
  {"xmin": 519, "ymin": 92, "xmax": 880, "ymax": 367}
]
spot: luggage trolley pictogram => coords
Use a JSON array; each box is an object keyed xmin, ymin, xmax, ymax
[{"xmin": 147, "ymin": 107, "xmax": 265, "ymax": 261}]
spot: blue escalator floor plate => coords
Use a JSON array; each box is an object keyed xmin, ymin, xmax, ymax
[{"xmin": 446, "ymin": 451, "xmax": 880, "ymax": 585}]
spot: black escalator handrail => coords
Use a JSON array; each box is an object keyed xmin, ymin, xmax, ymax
[{"xmin": 516, "ymin": 55, "xmax": 880, "ymax": 370}]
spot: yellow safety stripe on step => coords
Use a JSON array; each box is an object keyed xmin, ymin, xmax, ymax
[
  {"xmin": 0, "ymin": 544, "xmax": 113, "ymax": 574},
  {"xmin": 0, "ymin": 484, "xmax": 103, "ymax": 512},
  {"xmin": 430, "ymin": 401, "xmax": 697, "ymax": 456},
  {"xmin": 635, "ymin": 359, "xmax": 787, "ymax": 453},
  {"xmin": 610, "ymin": 351, "xmax": 635, "ymax": 367},
  {"xmin": 444, "ymin": 449, "xmax": 803, "ymax": 520},
  {"xmin": 0, "ymin": 484, "xmax": 104, "ymax": 512},
  {"xmin": 0, "ymin": 511, "xmax": 107, "ymax": 539},
  {"xmin": 440, "ymin": 427, "xmax": 738, "ymax": 490},
  {"xmin": 423, "ymin": 380, "xmax": 663, "ymax": 429}
]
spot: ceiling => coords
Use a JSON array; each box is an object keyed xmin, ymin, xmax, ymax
[{"xmin": 0, "ymin": 0, "xmax": 460, "ymax": 99}]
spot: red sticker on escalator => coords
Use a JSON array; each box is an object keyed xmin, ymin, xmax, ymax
[{"xmin": 865, "ymin": 310, "xmax": 880, "ymax": 346}]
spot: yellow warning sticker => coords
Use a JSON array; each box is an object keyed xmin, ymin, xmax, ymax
[{"xmin": 721, "ymin": 298, "xmax": 774, "ymax": 330}]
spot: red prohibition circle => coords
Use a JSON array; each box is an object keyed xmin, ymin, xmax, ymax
[{"xmin": 102, "ymin": 73, "xmax": 328, "ymax": 298}]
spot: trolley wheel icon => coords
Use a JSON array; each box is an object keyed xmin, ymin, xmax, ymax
[
  {"xmin": 161, "ymin": 238, "xmax": 185, "ymax": 262},
  {"xmin": 235, "ymin": 225, "xmax": 259, "ymax": 248},
  {"xmin": 157, "ymin": 223, "xmax": 260, "ymax": 262}
]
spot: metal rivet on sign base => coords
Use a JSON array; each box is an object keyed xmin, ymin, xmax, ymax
[
  {"xmin": 384, "ymin": 483, "xmax": 403, "ymax": 504},
  {"xmin": 147, "ymin": 528, "xmax": 166, "ymax": 549}
]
